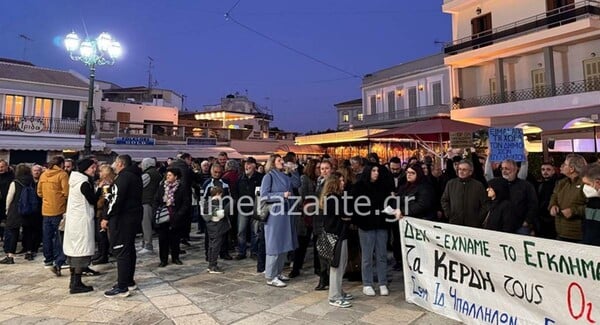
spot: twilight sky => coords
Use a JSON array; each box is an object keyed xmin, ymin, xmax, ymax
[{"xmin": 0, "ymin": 0, "xmax": 450, "ymax": 132}]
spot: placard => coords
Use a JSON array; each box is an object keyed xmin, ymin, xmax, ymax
[
  {"xmin": 400, "ymin": 217, "xmax": 600, "ymax": 324},
  {"xmin": 488, "ymin": 128, "xmax": 525, "ymax": 161},
  {"xmin": 450, "ymin": 132, "xmax": 473, "ymax": 149},
  {"xmin": 115, "ymin": 137, "xmax": 155, "ymax": 145}
]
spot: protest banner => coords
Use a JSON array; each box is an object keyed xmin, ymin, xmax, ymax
[
  {"xmin": 488, "ymin": 128, "xmax": 526, "ymax": 162},
  {"xmin": 450, "ymin": 132, "xmax": 474, "ymax": 149},
  {"xmin": 400, "ymin": 217, "xmax": 600, "ymax": 325}
]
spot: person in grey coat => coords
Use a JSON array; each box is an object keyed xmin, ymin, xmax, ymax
[
  {"xmin": 441, "ymin": 159, "xmax": 488, "ymax": 227},
  {"xmin": 260, "ymin": 154, "xmax": 301, "ymax": 288}
]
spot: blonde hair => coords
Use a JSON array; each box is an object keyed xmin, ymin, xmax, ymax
[
  {"xmin": 264, "ymin": 154, "xmax": 281, "ymax": 173},
  {"xmin": 99, "ymin": 164, "xmax": 116, "ymax": 183}
]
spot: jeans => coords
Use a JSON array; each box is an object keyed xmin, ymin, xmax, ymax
[
  {"xmin": 207, "ymin": 231, "xmax": 225, "ymax": 269},
  {"xmin": 358, "ymin": 228, "xmax": 388, "ymax": 287},
  {"xmin": 3, "ymin": 227, "xmax": 18, "ymax": 254},
  {"xmin": 42, "ymin": 216, "xmax": 66, "ymax": 267},
  {"xmin": 141, "ymin": 204, "xmax": 154, "ymax": 250},
  {"xmin": 265, "ymin": 253, "xmax": 286, "ymax": 279},
  {"xmin": 237, "ymin": 212, "xmax": 256, "ymax": 257}
]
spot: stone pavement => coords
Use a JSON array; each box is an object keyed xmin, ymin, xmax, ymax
[{"xmin": 0, "ymin": 233, "xmax": 460, "ymax": 324}]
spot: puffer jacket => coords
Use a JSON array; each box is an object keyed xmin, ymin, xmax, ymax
[{"xmin": 36, "ymin": 166, "xmax": 69, "ymax": 217}]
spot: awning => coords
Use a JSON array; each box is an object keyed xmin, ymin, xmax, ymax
[
  {"xmin": 109, "ymin": 144, "xmax": 244, "ymax": 161},
  {"xmin": 275, "ymin": 144, "xmax": 324, "ymax": 155},
  {"xmin": 295, "ymin": 129, "xmax": 388, "ymax": 145},
  {"xmin": 0, "ymin": 135, "xmax": 106, "ymax": 151}
]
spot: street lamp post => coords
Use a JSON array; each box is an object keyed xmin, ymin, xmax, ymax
[{"xmin": 64, "ymin": 31, "xmax": 122, "ymax": 156}]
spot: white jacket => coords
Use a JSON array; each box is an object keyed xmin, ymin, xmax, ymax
[{"xmin": 63, "ymin": 171, "xmax": 95, "ymax": 257}]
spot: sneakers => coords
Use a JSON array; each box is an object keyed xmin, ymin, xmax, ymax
[
  {"xmin": 362, "ymin": 286, "xmax": 376, "ymax": 296},
  {"xmin": 329, "ymin": 299, "xmax": 352, "ymax": 308},
  {"xmin": 82, "ymin": 267, "xmax": 101, "ymax": 276},
  {"xmin": 207, "ymin": 266, "xmax": 224, "ymax": 274},
  {"xmin": 128, "ymin": 283, "xmax": 138, "ymax": 291},
  {"xmin": 277, "ymin": 274, "xmax": 290, "ymax": 282},
  {"xmin": 43, "ymin": 260, "xmax": 54, "ymax": 268},
  {"xmin": 137, "ymin": 248, "xmax": 154, "ymax": 255},
  {"xmin": 266, "ymin": 277, "xmax": 287, "ymax": 287},
  {"xmin": 379, "ymin": 285, "xmax": 389, "ymax": 296},
  {"xmin": 104, "ymin": 287, "xmax": 130, "ymax": 298},
  {"xmin": 342, "ymin": 292, "xmax": 354, "ymax": 300},
  {"xmin": 0, "ymin": 256, "xmax": 14, "ymax": 264}
]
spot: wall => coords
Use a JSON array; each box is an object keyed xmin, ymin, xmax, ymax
[{"xmin": 101, "ymin": 101, "xmax": 179, "ymax": 125}]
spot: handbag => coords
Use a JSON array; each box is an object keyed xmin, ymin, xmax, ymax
[
  {"xmin": 254, "ymin": 174, "xmax": 273, "ymax": 222},
  {"xmin": 316, "ymin": 232, "xmax": 339, "ymax": 262},
  {"xmin": 154, "ymin": 205, "xmax": 170, "ymax": 225}
]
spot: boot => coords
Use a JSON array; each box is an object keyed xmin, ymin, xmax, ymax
[
  {"xmin": 69, "ymin": 268, "xmax": 76, "ymax": 290},
  {"xmin": 314, "ymin": 273, "xmax": 329, "ymax": 291},
  {"xmin": 70, "ymin": 268, "xmax": 93, "ymax": 294}
]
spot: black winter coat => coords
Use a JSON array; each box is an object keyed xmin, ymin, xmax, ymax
[
  {"xmin": 5, "ymin": 175, "xmax": 34, "ymax": 229},
  {"xmin": 154, "ymin": 181, "xmax": 191, "ymax": 229},
  {"xmin": 397, "ymin": 181, "xmax": 436, "ymax": 220}
]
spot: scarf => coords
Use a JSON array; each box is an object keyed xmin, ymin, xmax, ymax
[{"xmin": 163, "ymin": 179, "xmax": 180, "ymax": 207}]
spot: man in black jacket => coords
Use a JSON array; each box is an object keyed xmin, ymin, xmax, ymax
[
  {"xmin": 102, "ymin": 155, "xmax": 143, "ymax": 298},
  {"xmin": 170, "ymin": 153, "xmax": 195, "ymax": 247},
  {"xmin": 535, "ymin": 162, "xmax": 559, "ymax": 239},
  {"xmin": 236, "ymin": 157, "xmax": 263, "ymax": 259}
]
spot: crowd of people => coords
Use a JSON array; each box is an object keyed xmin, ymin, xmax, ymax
[{"xmin": 0, "ymin": 149, "xmax": 599, "ymax": 308}]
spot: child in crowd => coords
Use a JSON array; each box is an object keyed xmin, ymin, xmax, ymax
[{"xmin": 202, "ymin": 186, "xmax": 231, "ymax": 274}]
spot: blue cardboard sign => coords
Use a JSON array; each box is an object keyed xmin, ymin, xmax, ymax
[
  {"xmin": 488, "ymin": 128, "xmax": 525, "ymax": 162},
  {"xmin": 186, "ymin": 137, "xmax": 217, "ymax": 146},
  {"xmin": 115, "ymin": 137, "xmax": 155, "ymax": 145}
]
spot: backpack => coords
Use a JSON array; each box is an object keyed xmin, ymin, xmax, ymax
[{"xmin": 15, "ymin": 180, "xmax": 40, "ymax": 215}]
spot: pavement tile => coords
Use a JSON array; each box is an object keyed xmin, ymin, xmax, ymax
[
  {"xmin": 301, "ymin": 300, "xmax": 333, "ymax": 316},
  {"xmin": 266, "ymin": 301, "xmax": 305, "ymax": 316},
  {"xmin": 150, "ymin": 294, "xmax": 192, "ymax": 309},
  {"xmin": 213, "ymin": 308, "xmax": 249, "ymax": 324},
  {"xmin": 288, "ymin": 291, "xmax": 326, "ymax": 306},
  {"xmin": 1, "ymin": 316, "xmax": 51, "ymax": 325},
  {"xmin": 0, "ymin": 313, "xmax": 17, "ymax": 322},
  {"xmin": 57, "ymin": 296, "xmax": 103, "ymax": 307},
  {"xmin": 230, "ymin": 311, "xmax": 283, "ymax": 325},
  {"xmin": 95, "ymin": 298, "xmax": 144, "ymax": 312},
  {"xmin": 37, "ymin": 305, "xmax": 94, "ymax": 321},
  {"xmin": 271, "ymin": 317, "xmax": 308, "ymax": 325},
  {"xmin": 142, "ymin": 283, "xmax": 180, "ymax": 298},
  {"xmin": 360, "ymin": 305, "xmax": 424, "ymax": 325},
  {"xmin": 229, "ymin": 299, "xmax": 270, "ymax": 314},
  {"xmin": 77, "ymin": 308, "xmax": 126, "ymax": 323},
  {"xmin": 162, "ymin": 304, "xmax": 204, "ymax": 318},
  {"xmin": 4, "ymin": 302, "xmax": 49, "ymax": 316},
  {"xmin": 172, "ymin": 313, "xmax": 219, "ymax": 325}
]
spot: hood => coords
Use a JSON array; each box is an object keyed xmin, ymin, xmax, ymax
[
  {"xmin": 16, "ymin": 174, "xmax": 34, "ymax": 186},
  {"xmin": 44, "ymin": 166, "xmax": 66, "ymax": 178},
  {"xmin": 68, "ymin": 171, "xmax": 89, "ymax": 189},
  {"xmin": 141, "ymin": 158, "xmax": 156, "ymax": 171}
]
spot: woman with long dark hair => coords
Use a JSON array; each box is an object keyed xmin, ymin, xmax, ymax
[
  {"xmin": 395, "ymin": 163, "xmax": 436, "ymax": 220},
  {"xmin": 320, "ymin": 172, "xmax": 352, "ymax": 308},
  {"xmin": 351, "ymin": 165, "xmax": 390, "ymax": 297}
]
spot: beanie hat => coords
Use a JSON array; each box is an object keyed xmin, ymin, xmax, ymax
[{"xmin": 77, "ymin": 158, "xmax": 94, "ymax": 172}]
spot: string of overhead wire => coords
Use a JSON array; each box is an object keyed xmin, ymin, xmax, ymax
[{"xmin": 223, "ymin": 0, "xmax": 360, "ymax": 79}]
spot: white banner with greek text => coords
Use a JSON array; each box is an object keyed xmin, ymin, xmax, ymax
[{"xmin": 400, "ymin": 217, "xmax": 600, "ymax": 325}]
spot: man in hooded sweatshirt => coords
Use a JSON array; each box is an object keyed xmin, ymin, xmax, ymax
[{"xmin": 139, "ymin": 157, "xmax": 162, "ymax": 254}]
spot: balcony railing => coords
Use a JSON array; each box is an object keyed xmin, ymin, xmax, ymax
[
  {"xmin": 355, "ymin": 104, "xmax": 450, "ymax": 126},
  {"xmin": 454, "ymin": 78, "xmax": 600, "ymax": 109},
  {"xmin": 445, "ymin": 1, "xmax": 600, "ymax": 55},
  {"xmin": 0, "ymin": 115, "xmax": 82, "ymax": 135}
]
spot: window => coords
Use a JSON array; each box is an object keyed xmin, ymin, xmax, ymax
[
  {"xmin": 357, "ymin": 112, "xmax": 364, "ymax": 121},
  {"xmin": 34, "ymin": 98, "xmax": 52, "ymax": 118},
  {"xmin": 408, "ymin": 87, "xmax": 417, "ymax": 108},
  {"xmin": 387, "ymin": 91, "xmax": 395, "ymax": 118},
  {"xmin": 532, "ymin": 69, "xmax": 546, "ymax": 98},
  {"xmin": 471, "ymin": 13, "xmax": 492, "ymax": 48},
  {"xmin": 369, "ymin": 95, "xmax": 376, "ymax": 115},
  {"xmin": 4, "ymin": 95, "xmax": 25, "ymax": 117},
  {"xmin": 62, "ymin": 100, "xmax": 80, "ymax": 119},
  {"xmin": 432, "ymin": 82, "xmax": 442, "ymax": 105},
  {"xmin": 547, "ymin": 0, "xmax": 575, "ymax": 27},
  {"xmin": 583, "ymin": 58, "xmax": 600, "ymax": 91},
  {"xmin": 342, "ymin": 112, "xmax": 349, "ymax": 123}
]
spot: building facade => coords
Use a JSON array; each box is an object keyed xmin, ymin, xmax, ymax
[
  {"xmin": 334, "ymin": 98, "xmax": 362, "ymax": 130},
  {"xmin": 358, "ymin": 53, "xmax": 452, "ymax": 128},
  {"xmin": 443, "ymin": 0, "xmax": 600, "ymax": 152},
  {"xmin": 0, "ymin": 58, "xmax": 105, "ymax": 164}
]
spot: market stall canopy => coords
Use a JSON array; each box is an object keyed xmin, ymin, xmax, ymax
[
  {"xmin": 275, "ymin": 144, "xmax": 324, "ymax": 155},
  {"xmin": 369, "ymin": 118, "xmax": 488, "ymax": 142},
  {"xmin": 109, "ymin": 145, "xmax": 243, "ymax": 162}
]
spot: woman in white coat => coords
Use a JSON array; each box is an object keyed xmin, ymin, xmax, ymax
[{"xmin": 63, "ymin": 158, "xmax": 98, "ymax": 294}]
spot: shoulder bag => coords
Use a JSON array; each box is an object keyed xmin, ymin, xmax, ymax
[
  {"xmin": 254, "ymin": 174, "xmax": 273, "ymax": 222},
  {"xmin": 316, "ymin": 231, "xmax": 339, "ymax": 262},
  {"xmin": 155, "ymin": 205, "xmax": 170, "ymax": 225}
]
